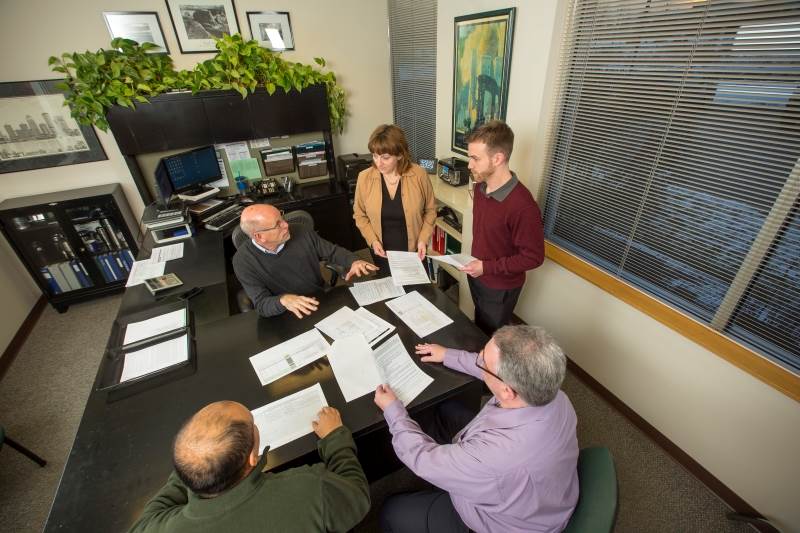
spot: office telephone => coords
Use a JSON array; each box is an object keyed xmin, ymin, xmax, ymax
[{"xmin": 438, "ymin": 206, "xmax": 462, "ymax": 232}]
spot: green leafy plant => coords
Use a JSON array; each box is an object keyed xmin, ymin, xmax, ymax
[{"xmin": 49, "ymin": 34, "xmax": 348, "ymax": 133}]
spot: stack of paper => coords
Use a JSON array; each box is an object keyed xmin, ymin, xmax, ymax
[
  {"xmin": 349, "ymin": 277, "xmax": 406, "ymax": 306},
  {"xmin": 249, "ymin": 329, "xmax": 331, "ymax": 386},
  {"xmin": 386, "ymin": 291, "xmax": 453, "ymax": 338},
  {"xmin": 123, "ymin": 309, "xmax": 187, "ymax": 345},
  {"xmin": 387, "ymin": 251, "xmax": 431, "ymax": 286},
  {"xmin": 120, "ymin": 334, "xmax": 189, "ymax": 383},
  {"xmin": 251, "ymin": 383, "xmax": 328, "ymax": 453},
  {"xmin": 430, "ymin": 253, "xmax": 475, "ymax": 269},
  {"xmin": 314, "ymin": 306, "xmax": 394, "ymax": 346}
]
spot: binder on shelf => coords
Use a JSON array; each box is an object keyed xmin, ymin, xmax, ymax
[
  {"xmin": 106, "ymin": 253, "xmax": 125, "ymax": 280},
  {"xmin": 97, "ymin": 254, "xmax": 119, "ymax": 282},
  {"xmin": 55, "ymin": 261, "xmax": 80, "ymax": 291},
  {"xmin": 69, "ymin": 260, "xmax": 93, "ymax": 288},
  {"xmin": 40, "ymin": 266, "xmax": 63, "ymax": 294},
  {"xmin": 111, "ymin": 252, "xmax": 129, "ymax": 274}
]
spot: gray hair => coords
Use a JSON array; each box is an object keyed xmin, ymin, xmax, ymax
[
  {"xmin": 494, "ymin": 325, "xmax": 566, "ymax": 406},
  {"xmin": 239, "ymin": 216, "xmax": 259, "ymax": 238}
]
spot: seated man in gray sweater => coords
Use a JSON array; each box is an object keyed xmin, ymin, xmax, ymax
[{"xmin": 233, "ymin": 204, "xmax": 377, "ymax": 318}]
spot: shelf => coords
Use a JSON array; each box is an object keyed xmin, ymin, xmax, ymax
[
  {"xmin": 428, "ymin": 175, "xmax": 472, "ymax": 214},
  {"xmin": 435, "ymin": 218, "xmax": 462, "ymax": 240}
]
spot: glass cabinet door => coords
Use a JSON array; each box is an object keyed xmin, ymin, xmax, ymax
[
  {"xmin": 65, "ymin": 201, "xmax": 135, "ymax": 285},
  {"xmin": 6, "ymin": 209, "xmax": 95, "ymax": 295}
]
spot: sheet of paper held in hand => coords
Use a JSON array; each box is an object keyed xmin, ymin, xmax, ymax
[
  {"xmin": 251, "ymin": 383, "xmax": 328, "ymax": 453},
  {"xmin": 123, "ymin": 308, "xmax": 187, "ymax": 345},
  {"xmin": 430, "ymin": 253, "xmax": 476, "ymax": 269},
  {"xmin": 149, "ymin": 243, "xmax": 185, "ymax": 262},
  {"xmin": 385, "ymin": 290, "xmax": 454, "ymax": 338},
  {"xmin": 249, "ymin": 329, "xmax": 331, "ymax": 386},
  {"xmin": 314, "ymin": 306, "xmax": 394, "ymax": 346},
  {"xmin": 120, "ymin": 334, "xmax": 188, "ymax": 383},
  {"xmin": 373, "ymin": 334, "xmax": 433, "ymax": 405},
  {"xmin": 349, "ymin": 276, "xmax": 406, "ymax": 306},
  {"xmin": 387, "ymin": 250, "xmax": 431, "ymax": 286},
  {"xmin": 125, "ymin": 260, "xmax": 166, "ymax": 287}
]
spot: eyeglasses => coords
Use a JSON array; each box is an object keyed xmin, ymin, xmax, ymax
[
  {"xmin": 254, "ymin": 211, "xmax": 286, "ymax": 234},
  {"xmin": 475, "ymin": 350, "xmax": 505, "ymax": 383}
]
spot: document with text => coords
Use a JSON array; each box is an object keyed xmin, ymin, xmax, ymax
[
  {"xmin": 120, "ymin": 334, "xmax": 188, "ymax": 383},
  {"xmin": 125, "ymin": 260, "xmax": 166, "ymax": 287},
  {"xmin": 249, "ymin": 329, "xmax": 331, "ymax": 386},
  {"xmin": 387, "ymin": 251, "xmax": 431, "ymax": 286},
  {"xmin": 373, "ymin": 334, "xmax": 433, "ymax": 406},
  {"xmin": 123, "ymin": 308, "xmax": 187, "ymax": 345},
  {"xmin": 315, "ymin": 306, "xmax": 393, "ymax": 346},
  {"xmin": 251, "ymin": 383, "xmax": 328, "ymax": 453},
  {"xmin": 354, "ymin": 307, "xmax": 395, "ymax": 346},
  {"xmin": 430, "ymin": 253, "xmax": 476, "ymax": 269},
  {"xmin": 349, "ymin": 277, "xmax": 406, "ymax": 306},
  {"xmin": 149, "ymin": 243, "xmax": 184, "ymax": 262},
  {"xmin": 385, "ymin": 291, "xmax": 453, "ymax": 338},
  {"xmin": 327, "ymin": 335, "xmax": 383, "ymax": 401}
]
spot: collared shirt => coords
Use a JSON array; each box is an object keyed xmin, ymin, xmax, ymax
[
  {"xmin": 480, "ymin": 172, "xmax": 519, "ymax": 202},
  {"xmin": 382, "ymin": 348, "xmax": 579, "ymax": 533},
  {"xmin": 251, "ymin": 238, "xmax": 284, "ymax": 255}
]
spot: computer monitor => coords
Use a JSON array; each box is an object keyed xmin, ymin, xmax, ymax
[
  {"xmin": 154, "ymin": 160, "xmax": 174, "ymax": 209},
  {"xmin": 160, "ymin": 146, "xmax": 221, "ymax": 194}
]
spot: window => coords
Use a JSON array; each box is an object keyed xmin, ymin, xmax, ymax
[
  {"xmin": 543, "ymin": 0, "xmax": 800, "ymax": 374},
  {"xmin": 388, "ymin": 0, "xmax": 437, "ymax": 160}
]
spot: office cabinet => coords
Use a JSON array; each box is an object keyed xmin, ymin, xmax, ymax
[{"xmin": 0, "ymin": 184, "xmax": 139, "ymax": 313}]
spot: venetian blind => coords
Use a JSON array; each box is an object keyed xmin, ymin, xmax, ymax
[
  {"xmin": 542, "ymin": 0, "xmax": 800, "ymax": 373},
  {"xmin": 388, "ymin": 0, "xmax": 437, "ymax": 160}
]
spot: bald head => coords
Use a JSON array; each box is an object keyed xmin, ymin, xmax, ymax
[
  {"xmin": 239, "ymin": 204, "xmax": 281, "ymax": 238},
  {"xmin": 173, "ymin": 401, "xmax": 258, "ymax": 496}
]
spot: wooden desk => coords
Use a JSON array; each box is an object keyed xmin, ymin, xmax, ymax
[{"xmin": 44, "ymin": 238, "xmax": 486, "ymax": 532}]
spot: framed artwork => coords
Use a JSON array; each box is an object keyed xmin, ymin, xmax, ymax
[
  {"xmin": 451, "ymin": 8, "xmax": 516, "ymax": 155},
  {"xmin": 103, "ymin": 11, "xmax": 169, "ymax": 53},
  {"xmin": 165, "ymin": 0, "xmax": 239, "ymax": 53},
  {"xmin": 247, "ymin": 11, "xmax": 294, "ymax": 51},
  {"xmin": 0, "ymin": 80, "xmax": 107, "ymax": 174}
]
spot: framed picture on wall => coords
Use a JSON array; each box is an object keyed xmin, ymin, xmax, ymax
[
  {"xmin": 247, "ymin": 11, "xmax": 295, "ymax": 51},
  {"xmin": 165, "ymin": 0, "xmax": 239, "ymax": 53},
  {"xmin": 0, "ymin": 80, "xmax": 107, "ymax": 174},
  {"xmin": 451, "ymin": 8, "xmax": 516, "ymax": 155},
  {"xmin": 103, "ymin": 11, "xmax": 170, "ymax": 54}
]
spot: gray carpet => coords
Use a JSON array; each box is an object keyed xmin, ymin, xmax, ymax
[{"xmin": 0, "ymin": 293, "xmax": 754, "ymax": 532}]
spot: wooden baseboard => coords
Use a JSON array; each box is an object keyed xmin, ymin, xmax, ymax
[{"xmin": 0, "ymin": 296, "xmax": 47, "ymax": 381}]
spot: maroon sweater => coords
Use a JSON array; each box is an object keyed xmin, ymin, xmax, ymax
[{"xmin": 471, "ymin": 179, "xmax": 545, "ymax": 289}]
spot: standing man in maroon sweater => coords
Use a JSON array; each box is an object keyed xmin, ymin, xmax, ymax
[{"xmin": 459, "ymin": 120, "xmax": 545, "ymax": 335}]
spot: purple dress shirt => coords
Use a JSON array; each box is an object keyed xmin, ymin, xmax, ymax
[{"xmin": 382, "ymin": 349, "xmax": 579, "ymax": 533}]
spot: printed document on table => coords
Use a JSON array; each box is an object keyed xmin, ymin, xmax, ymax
[
  {"xmin": 430, "ymin": 253, "xmax": 476, "ymax": 269},
  {"xmin": 373, "ymin": 334, "xmax": 433, "ymax": 406},
  {"xmin": 354, "ymin": 307, "xmax": 395, "ymax": 346},
  {"xmin": 120, "ymin": 334, "xmax": 188, "ymax": 382},
  {"xmin": 385, "ymin": 290, "xmax": 453, "ymax": 338},
  {"xmin": 249, "ymin": 329, "xmax": 331, "ymax": 386},
  {"xmin": 251, "ymin": 383, "xmax": 328, "ymax": 453},
  {"xmin": 349, "ymin": 277, "xmax": 405, "ymax": 306},
  {"xmin": 125, "ymin": 260, "xmax": 166, "ymax": 287},
  {"xmin": 327, "ymin": 335, "xmax": 383, "ymax": 402},
  {"xmin": 123, "ymin": 308, "xmax": 187, "ymax": 345},
  {"xmin": 314, "ymin": 306, "xmax": 391, "ymax": 345},
  {"xmin": 149, "ymin": 243, "xmax": 184, "ymax": 262},
  {"xmin": 387, "ymin": 251, "xmax": 430, "ymax": 286},
  {"xmin": 217, "ymin": 141, "xmax": 250, "ymax": 161}
]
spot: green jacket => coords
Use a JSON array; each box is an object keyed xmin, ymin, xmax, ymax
[{"xmin": 128, "ymin": 427, "xmax": 370, "ymax": 532}]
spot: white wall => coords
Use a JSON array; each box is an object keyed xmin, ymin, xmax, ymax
[
  {"xmin": 436, "ymin": 0, "xmax": 800, "ymax": 530},
  {"xmin": 0, "ymin": 0, "xmax": 392, "ymax": 354}
]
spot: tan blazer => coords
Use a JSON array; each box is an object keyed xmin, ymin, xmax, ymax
[{"xmin": 353, "ymin": 163, "xmax": 436, "ymax": 251}]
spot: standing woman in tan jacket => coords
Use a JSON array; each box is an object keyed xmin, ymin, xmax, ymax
[{"xmin": 353, "ymin": 124, "xmax": 437, "ymax": 275}]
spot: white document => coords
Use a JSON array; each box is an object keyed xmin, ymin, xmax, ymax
[
  {"xmin": 387, "ymin": 251, "xmax": 431, "ymax": 286},
  {"xmin": 123, "ymin": 309, "xmax": 187, "ymax": 345},
  {"xmin": 386, "ymin": 290, "xmax": 454, "ymax": 338},
  {"xmin": 373, "ymin": 334, "xmax": 433, "ymax": 406},
  {"xmin": 120, "ymin": 334, "xmax": 189, "ymax": 382},
  {"xmin": 125, "ymin": 260, "xmax": 166, "ymax": 287},
  {"xmin": 314, "ymin": 306, "xmax": 390, "ymax": 345},
  {"xmin": 249, "ymin": 137, "xmax": 271, "ymax": 149},
  {"xmin": 430, "ymin": 253, "xmax": 476, "ymax": 269},
  {"xmin": 149, "ymin": 243, "xmax": 184, "ymax": 263},
  {"xmin": 218, "ymin": 141, "xmax": 250, "ymax": 161},
  {"xmin": 354, "ymin": 307, "xmax": 395, "ymax": 346},
  {"xmin": 328, "ymin": 335, "xmax": 383, "ymax": 402},
  {"xmin": 249, "ymin": 329, "xmax": 331, "ymax": 386},
  {"xmin": 349, "ymin": 277, "xmax": 406, "ymax": 306},
  {"xmin": 251, "ymin": 383, "xmax": 328, "ymax": 453}
]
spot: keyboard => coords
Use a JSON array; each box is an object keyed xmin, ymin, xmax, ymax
[{"xmin": 204, "ymin": 204, "xmax": 244, "ymax": 231}]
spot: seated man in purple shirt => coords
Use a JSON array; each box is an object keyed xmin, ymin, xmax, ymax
[{"xmin": 373, "ymin": 325, "xmax": 579, "ymax": 533}]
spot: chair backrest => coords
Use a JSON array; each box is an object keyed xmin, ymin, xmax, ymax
[
  {"xmin": 563, "ymin": 447, "xmax": 618, "ymax": 533},
  {"xmin": 231, "ymin": 225, "xmax": 249, "ymax": 250},
  {"xmin": 284, "ymin": 209, "xmax": 314, "ymax": 232}
]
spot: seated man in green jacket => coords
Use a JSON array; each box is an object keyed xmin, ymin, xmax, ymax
[{"xmin": 128, "ymin": 401, "xmax": 370, "ymax": 532}]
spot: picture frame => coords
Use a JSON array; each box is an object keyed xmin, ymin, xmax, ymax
[
  {"xmin": 247, "ymin": 11, "xmax": 294, "ymax": 51},
  {"xmin": 451, "ymin": 8, "xmax": 516, "ymax": 155},
  {"xmin": 102, "ymin": 11, "xmax": 170, "ymax": 54},
  {"xmin": 0, "ymin": 80, "xmax": 107, "ymax": 174},
  {"xmin": 165, "ymin": 0, "xmax": 239, "ymax": 53}
]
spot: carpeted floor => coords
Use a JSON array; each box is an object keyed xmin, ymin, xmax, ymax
[{"xmin": 0, "ymin": 293, "xmax": 754, "ymax": 532}]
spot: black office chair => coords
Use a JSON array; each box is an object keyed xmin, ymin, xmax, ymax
[
  {"xmin": 232, "ymin": 209, "xmax": 345, "ymax": 313},
  {"xmin": 0, "ymin": 425, "xmax": 46, "ymax": 467}
]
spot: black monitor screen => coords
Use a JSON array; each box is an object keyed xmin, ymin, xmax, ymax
[
  {"xmin": 162, "ymin": 146, "xmax": 221, "ymax": 193},
  {"xmin": 154, "ymin": 161, "xmax": 174, "ymax": 208}
]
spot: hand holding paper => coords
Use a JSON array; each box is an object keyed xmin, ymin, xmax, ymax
[{"xmin": 374, "ymin": 384, "xmax": 398, "ymax": 411}]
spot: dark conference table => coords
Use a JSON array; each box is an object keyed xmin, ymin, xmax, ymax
[{"xmin": 44, "ymin": 231, "xmax": 487, "ymax": 532}]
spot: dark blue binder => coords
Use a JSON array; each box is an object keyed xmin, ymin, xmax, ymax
[
  {"xmin": 70, "ymin": 260, "xmax": 92, "ymax": 288},
  {"xmin": 40, "ymin": 266, "xmax": 63, "ymax": 294},
  {"xmin": 97, "ymin": 255, "xmax": 116, "ymax": 282},
  {"xmin": 104, "ymin": 253, "xmax": 124, "ymax": 280}
]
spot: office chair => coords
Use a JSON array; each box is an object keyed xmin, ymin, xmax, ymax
[
  {"xmin": 563, "ymin": 447, "xmax": 618, "ymax": 533},
  {"xmin": 0, "ymin": 425, "xmax": 47, "ymax": 467},
  {"xmin": 231, "ymin": 209, "xmax": 345, "ymax": 313}
]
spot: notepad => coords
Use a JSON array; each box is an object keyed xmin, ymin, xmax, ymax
[{"xmin": 123, "ymin": 309, "xmax": 187, "ymax": 345}]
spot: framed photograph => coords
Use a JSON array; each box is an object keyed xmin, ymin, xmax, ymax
[
  {"xmin": 247, "ymin": 11, "xmax": 294, "ymax": 51},
  {"xmin": 103, "ymin": 11, "xmax": 169, "ymax": 54},
  {"xmin": 165, "ymin": 0, "xmax": 239, "ymax": 53},
  {"xmin": 0, "ymin": 80, "xmax": 107, "ymax": 174},
  {"xmin": 451, "ymin": 8, "xmax": 516, "ymax": 155}
]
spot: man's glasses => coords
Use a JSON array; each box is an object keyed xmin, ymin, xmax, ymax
[
  {"xmin": 254, "ymin": 210, "xmax": 286, "ymax": 234},
  {"xmin": 475, "ymin": 350, "xmax": 504, "ymax": 383}
]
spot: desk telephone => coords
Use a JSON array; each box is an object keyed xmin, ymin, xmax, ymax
[{"xmin": 438, "ymin": 206, "xmax": 462, "ymax": 232}]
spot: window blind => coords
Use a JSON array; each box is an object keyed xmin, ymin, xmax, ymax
[
  {"xmin": 542, "ymin": 0, "xmax": 800, "ymax": 373},
  {"xmin": 388, "ymin": 0, "xmax": 437, "ymax": 160}
]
